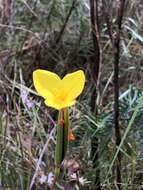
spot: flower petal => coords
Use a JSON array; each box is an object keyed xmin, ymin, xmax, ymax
[
  {"xmin": 33, "ymin": 69, "xmax": 61, "ymax": 99},
  {"xmin": 45, "ymin": 98, "xmax": 75, "ymax": 110},
  {"xmin": 62, "ymin": 70, "xmax": 85, "ymax": 101}
]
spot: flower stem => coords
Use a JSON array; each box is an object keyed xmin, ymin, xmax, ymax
[
  {"xmin": 55, "ymin": 108, "xmax": 69, "ymax": 178},
  {"xmin": 63, "ymin": 108, "xmax": 69, "ymax": 156}
]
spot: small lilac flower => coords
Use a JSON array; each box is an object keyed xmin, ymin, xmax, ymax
[
  {"xmin": 21, "ymin": 88, "xmax": 34, "ymax": 109},
  {"xmin": 70, "ymin": 173, "xmax": 90, "ymax": 186},
  {"xmin": 39, "ymin": 174, "xmax": 47, "ymax": 184},
  {"xmin": 21, "ymin": 89, "xmax": 28, "ymax": 103},
  {"xmin": 26, "ymin": 99, "xmax": 34, "ymax": 109},
  {"xmin": 47, "ymin": 172, "xmax": 55, "ymax": 186}
]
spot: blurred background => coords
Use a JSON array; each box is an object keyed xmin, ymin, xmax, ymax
[{"xmin": 0, "ymin": 0, "xmax": 143, "ymax": 189}]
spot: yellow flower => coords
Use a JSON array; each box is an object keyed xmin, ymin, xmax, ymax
[{"xmin": 33, "ymin": 70, "xmax": 85, "ymax": 110}]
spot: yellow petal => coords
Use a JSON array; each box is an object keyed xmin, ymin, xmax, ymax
[
  {"xmin": 45, "ymin": 98, "xmax": 76, "ymax": 110},
  {"xmin": 62, "ymin": 70, "xmax": 85, "ymax": 101},
  {"xmin": 33, "ymin": 69, "xmax": 61, "ymax": 99},
  {"xmin": 33, "ymin": 69, "xmax": 85, "ymax": 110}
]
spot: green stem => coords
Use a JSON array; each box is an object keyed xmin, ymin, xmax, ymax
[
  {"xmin": 63, "ymin": 108, "xmax": 69, "ymax": 157},
  {"xmin": 55, "ymin": 108, "xmax": 69, "ymax": 178}
]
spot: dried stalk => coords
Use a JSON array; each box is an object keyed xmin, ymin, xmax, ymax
[
  {"xmin": 55, "ymin": 0, "xmax": 77, "ymax": 45},
  {"xmin": 89, "ymin": 0, "xmax": 102, "ymax": 189},
  {"xmin": 114, "ymin": 0, "xmax": 125, "ymax": 189}
]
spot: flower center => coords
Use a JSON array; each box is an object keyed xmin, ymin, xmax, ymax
[{"xmin": 54, "ymin": 90, "xmax": 67, "ymax": 104}]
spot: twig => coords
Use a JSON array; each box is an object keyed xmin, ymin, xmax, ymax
[
  {"xmin": 89, "ymin": 0, "xmax": 102, "ymax": 189},
  {"xmin": 29, "ymin": 128, "xmax": 55, "ymax": 190},
  {"xmin": 20, "ymin": 0, "xmax": 38, "ymax": 18},
  {"xmin": 0, "ymin": 24, "xmax": 36, "ymax": 34},
  {"xmin": 55, "ymin": 0, "xmax": 77, "ymax": 44},
  {"xmin": 114, "ymin": 0, "xmax": 125, "ymax": 189},
  {"xmin": 102, "ymin": 0, "xmax": 115, "ymax": 48}
]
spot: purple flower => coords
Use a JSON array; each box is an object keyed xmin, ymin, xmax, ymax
[
  {"xmin": 39, "ymin": 174, "xmax": 47, "ymax": 184},
  {"xmin": 21, "ymin": 88, "xmax": 34, "ymax": 109},
  {"xmin": 47, "ymin": 172, "xmax": 55, "ymax": 186}
]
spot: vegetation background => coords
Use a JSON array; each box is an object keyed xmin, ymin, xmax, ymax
[{"xmin": 0, "ymin": 0, "xmax": 143, "ymax": 189}]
